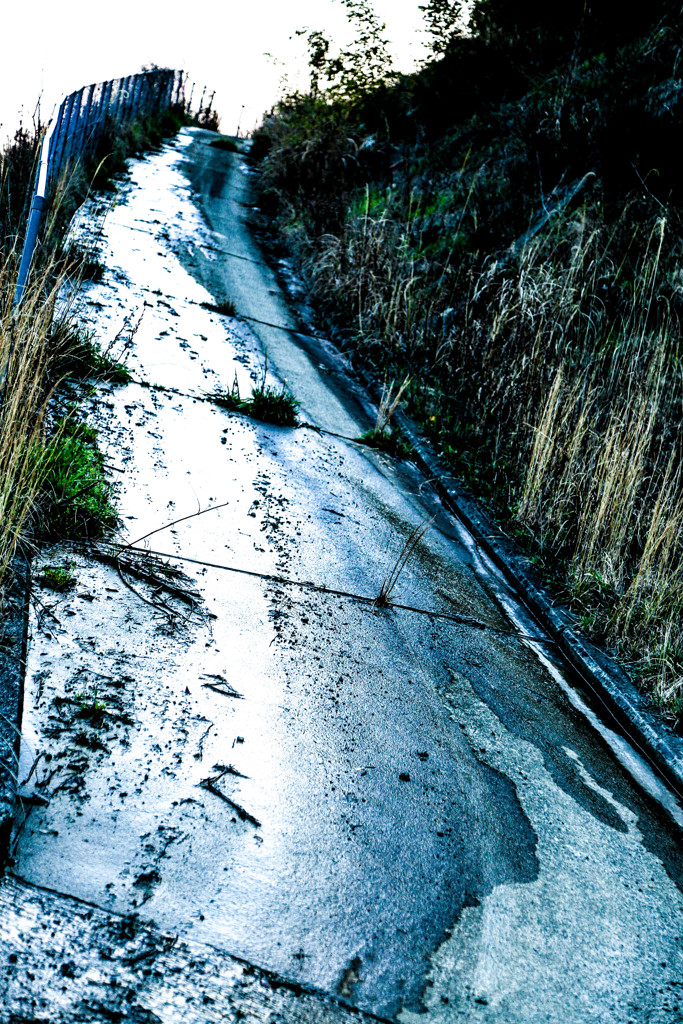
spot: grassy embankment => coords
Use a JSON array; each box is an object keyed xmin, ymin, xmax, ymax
[
  {"xmin": 0, "ymin": 101, "xmax": 205, "ymax": 591},
  {"xmin": 249, "ymin": 0, "xmax": 683, "ymax": 719}
]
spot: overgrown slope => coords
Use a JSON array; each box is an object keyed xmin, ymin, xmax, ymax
[
  {"xmin": 249, "ymin": 1, "xmax": 683, "ymax": 718},
  {"xmin": 0, "ymin": 100, "xmax": 203, "ymax": 590}
]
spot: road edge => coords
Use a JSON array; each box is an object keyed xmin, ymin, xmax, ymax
[
  {"xmin": 0, "ymin": 555, "xmax": 30, "ymax": 863},
  {"xmin": 392, "ymin": 410, "xmax": 683, "ymax": 804}
]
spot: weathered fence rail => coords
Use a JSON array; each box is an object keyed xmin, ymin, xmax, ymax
[{"xmin": 13, "ymin": 68, "xmax": 206, "ymax": 307}]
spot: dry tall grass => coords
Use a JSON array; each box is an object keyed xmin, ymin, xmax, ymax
[
  {"xmin": 0, "ymin": 102, "xmax": 195, "ymax": 606},
  {"xmin": 0, "ymin": 258, "xmax": 65, "ymax": 585},
  {"xmin": 0, "ymin": 162, "xmax": 109, "ymax": 595},
  {"xmin": 302, "ymin": 189, "xmax": 683, "ymax": 715},
  {"xmin": 513, "ymin": 218, "xmax": 682, "ymax": 710}
]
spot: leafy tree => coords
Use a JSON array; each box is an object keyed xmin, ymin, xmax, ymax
[
  {"xmin": 299, "ymin": 0, "xmax": 394, "ymax": 100},
  {"xmin": 419, "ymin": 0, "xmax": 467, "ymax": 57},
  {"xmin": 299, "ymin": 29, "xmax": 331, "ymax": 96},
  {"xmin": 468, "ymin": 0, "xmax": 667, "ymax": 57},
  {"xmin": 469, "ymin": 0, "xmax": 585, "ymax": 47},
  {"xmin": 337, "ymin": 0, "xmax": 393, "ymax": 94}
]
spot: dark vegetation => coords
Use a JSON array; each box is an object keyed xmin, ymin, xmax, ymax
[
  {"xmin": 0, "ymin": 122, "xmax": 41, "ymax": 266},
  {"xmin": 211, "ymin": 137, "xmax": 240, "ymax": 152},
  {"xmin": 50, "ymin": 318, "xmax": 132, "ymax": 385},
  {"xmin": 249, "ymin": 0, "xmax": 683, "ymax": 717},
  {"xmin": 201, "ymin": 298, "xmax": 237, "ymax": 317}
]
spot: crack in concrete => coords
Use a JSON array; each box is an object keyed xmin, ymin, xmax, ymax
[{"xmin": 103, "ymin": 542, "xmax": 560, "ymax": 645}]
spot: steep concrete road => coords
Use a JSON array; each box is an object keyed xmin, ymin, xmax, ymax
[{"xmin": 3, "ymin": 129, "xmax": 682, "ymax": 1023}]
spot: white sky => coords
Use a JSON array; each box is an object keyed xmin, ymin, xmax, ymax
[{"xmin": 0, "ymin": 0, "xmax": 430, "ymax": 143}]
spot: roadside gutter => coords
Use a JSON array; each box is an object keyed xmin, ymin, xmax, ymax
[
  {"xmin": 394, "ymin": 405, "xmax": 683, "ymax": 805},
  {"xmin": 256, "ymin": 226, "xmax": 683, "ymax": 811}
]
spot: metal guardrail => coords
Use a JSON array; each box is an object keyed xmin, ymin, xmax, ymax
[{"xmin": 12, "ymin": 68, "xmax": 209, "ymax": 308}]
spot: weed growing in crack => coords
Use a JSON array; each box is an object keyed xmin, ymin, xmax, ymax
[
  {"xmin": 39, "ymin": 562, "xmax": 76, "ymax": 590},
  {"xmin": 249, "ymin": 382, "xmax": 300, "ymax": 425},
  {"xmin": 357, "ymin": 375, "xmax": 412, "ymax": 457},
  {"xmin": 376, "ymin": 376, "xmax": 411, "ymax": 435},
  {"xmin": 209, "ymin": 371, "xmax": 299, "ymax": 426},
  {"xmin": 375, "ymin": 517, "xmax": 433, "ymax": 608},
  {"xmin": 357, "ymin": 428, "xmax": 412, "ymax": 459},
  {"xmin": 51, "ymin": 317, "xmax": 132, "ymax": 384},
  {"xmin": 201, "ymin": 298, "xmax": 237, "ymax": 317},
  {"xmin": 75, "ymin": 690, "xmax": 107, "ymax": 724}
]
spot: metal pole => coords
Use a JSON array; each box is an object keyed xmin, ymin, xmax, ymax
[
  {"xmin": 45, "ymin": 98, "xmax": 66, "ymax": 190},
  {"xmin": 128, "ymin": 76, "xmax": 138, "ymax": 120},
  {"xmin": 91, "ymin": 82, "xmax": 107, "ymax": 148},
  {"xmin": 178, "ymin": 71, "xmax": 188, "ymax": 112},
  {"xmin": 111, "ymin": 79, "xmax": 123, "ymax": 121},
  {"xmin": 12, "ymin": 114, "xmax": 59, "ymax": 307},
  {"xmin": 145, "ymin": 73, "xmax": 155, "ymax": 115},
  {"xmin": 174, "ymin": 70, "xmax": 184, "ymax": 106},
  {"xmin": 73, "ymin": 84, "xmax": 92, "ymax": 158},
  {"xmin": 120, "ymin": 76, "xmax": 132, "ymax": 122},
  {"xmin": 102, "ymin": 79, "xmax": 114, "ymax": 123},
  {"xmin": 131, "ymin": 76, "xmax": 143, "ymax": 120},
  {"xmin": 139, "ymin": 74, "xmax": 150, "ymax": 117}
]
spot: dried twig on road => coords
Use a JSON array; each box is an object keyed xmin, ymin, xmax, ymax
[
  {"xmin": 201, "ymin": 674, "xmax": 243, "ymax": 699},
  {"xmin": 199, "ymin": 777, "xmax": 261, "ymax": 827}
]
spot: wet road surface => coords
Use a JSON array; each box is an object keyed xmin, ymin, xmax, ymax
[{"xmin": 4, "ymin": 129, "xmax": 683, "ymax": 1023}]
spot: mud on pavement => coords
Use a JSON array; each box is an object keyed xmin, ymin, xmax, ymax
[{"xmin": 2, "ymin": 129, "xmax": 683, "ymax": 1024}]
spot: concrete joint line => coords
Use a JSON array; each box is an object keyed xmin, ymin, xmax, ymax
[
  {"xmin": 3, "ymin": 874, "xmax": 393, "ymax": 1024},
  {"xmin": 110, "ymin": 543, "xmax": 559, "ymax": 645},
  {"xmin": 117, "ymin": 222, "xmax": 269, "ymax": 265}
]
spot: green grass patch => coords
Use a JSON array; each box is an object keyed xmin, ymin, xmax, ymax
[
  {"xmin": 39, "ymin": 561, "xmax": 76, "ymax": 590},
  {"xmin": 356, "ymin": 429, "xmax": 412, "ymax": 459},
  {"xmin": 210, "ymin": 137, "xmax": 239, "ymax": 152},
  {"xmin": 209, "ymin": 376, "xmax": 299, "ymax": 426},
  {"xmin": 39, "ymin": 417, "xmax": 118, "ymax": 540},
  {"xmin": 74, "ymin": 690, "xmax": 108, "ymax": 724}
]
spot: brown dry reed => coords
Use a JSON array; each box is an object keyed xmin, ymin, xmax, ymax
[
  {"xmin": 0, "ymin": 256, "xmax": 65, "ymax": 584},
  {"xmin": 0, "ymin": 155, "xmax": 109, "ymax": 593},
  {"xmin": 301, "ymin": 187, "xmax": 683, "ymax": 715}
]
